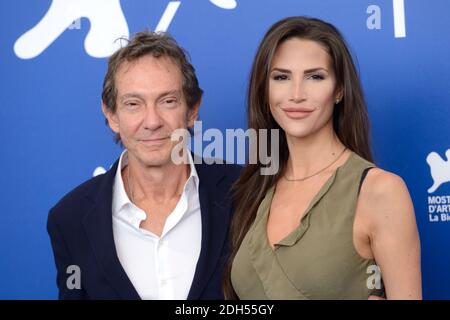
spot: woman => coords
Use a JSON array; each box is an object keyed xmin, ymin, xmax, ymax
[{"xmin": 223, "ymin": 16, "xmax": 421, "ymax": 299}]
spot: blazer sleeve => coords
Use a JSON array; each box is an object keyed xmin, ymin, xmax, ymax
[{"xmin": 47, "ymin": 208, "xmax": 87, "ymax": 300}]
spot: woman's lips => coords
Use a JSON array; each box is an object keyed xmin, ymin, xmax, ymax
[{"xmin": 282, "ymin": 107, "xmax": 315, "ymax": 119}]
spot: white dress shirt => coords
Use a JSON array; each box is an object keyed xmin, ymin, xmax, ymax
[{"xmin": 111, "ymin": 150, "xmax": 202, "ymax": 300}]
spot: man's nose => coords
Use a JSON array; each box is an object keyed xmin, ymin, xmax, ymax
[{"xmin": 142, "ymin": 105, "xmax": 164, "ymax": 131}]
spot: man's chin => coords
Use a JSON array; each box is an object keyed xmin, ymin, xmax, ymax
[
  {"xmin": 138, "ymin": 153, "xmax": 171, "ymax": 167},
  {"xmin": 139, "ymin": 152, "xmax": 176, "ymax": 168},
  {"xmin": 129, "ymin": 144, "xmax": 181, "ymax": 168}
]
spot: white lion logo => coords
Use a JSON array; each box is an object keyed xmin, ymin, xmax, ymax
[
  {"xmin": 14, "ymin": 0, "xmax": 129, "ymax": 59},
  {"xmin": 14, "ymin": 0, "xmax": 237, "ymax": 59},
  {"xmin": 427, "ymin": 149, "xmax": 450, "ymax": 193}
]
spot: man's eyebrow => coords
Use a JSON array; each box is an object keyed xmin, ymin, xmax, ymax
[
  {"xmin": 119, "ymin": 90, "xmax": 182, "ymax": 101},
  {"xmin": 120, "ymin": 93, "xmax": 145, "ymax": 101},
  {"xmin": 156, "ymin": 90, "xmax": 182, "ymax": 100}
]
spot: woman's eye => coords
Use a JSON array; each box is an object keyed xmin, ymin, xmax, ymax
[
  {"xmin": 308, "ymin": 74, "xmax": 325, "ymax": 81},
  {"xmin": 272, "ymin": 74, "xmax": 288, "ymax": 81}
]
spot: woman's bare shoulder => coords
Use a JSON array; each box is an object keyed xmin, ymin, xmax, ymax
[{"xmin": 358, "ymin": 167, "xmax": 415, "ymax": 232}]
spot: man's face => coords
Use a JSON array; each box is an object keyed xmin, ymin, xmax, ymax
[{"xmin": 104, "ymin": 55, "xmax": 198, "ymax": 168}]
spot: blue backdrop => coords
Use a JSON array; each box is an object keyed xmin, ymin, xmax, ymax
[{"xmin": 1, "ymin": 0, "xmax": 449, "ymax": 299}]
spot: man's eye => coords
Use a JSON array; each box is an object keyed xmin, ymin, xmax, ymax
[
  {"xmin": 162, "ymin": 98, "xmax": 178, "ymax": 107},
  {"xmin": 124, "ymin": 101, "xmax": 141, "ymax": 109}
]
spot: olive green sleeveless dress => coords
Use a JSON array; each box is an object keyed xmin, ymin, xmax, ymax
[{"xmin": 231, "ymin": 152, "xmax": 385, "ymax": 299}]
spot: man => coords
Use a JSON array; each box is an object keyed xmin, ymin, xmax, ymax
[{"xmin": 47, "ymin": 31, "xmax": 241, "ymax": 299}]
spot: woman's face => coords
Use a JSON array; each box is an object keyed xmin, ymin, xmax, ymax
[{"xmin": 268, "ymin": 38, "xmax": 341, "ymax": 140}]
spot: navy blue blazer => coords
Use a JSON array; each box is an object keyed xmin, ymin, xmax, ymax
[{"xmin": 47, "ymin": 157, "xmax": 241, "ymax": 299}]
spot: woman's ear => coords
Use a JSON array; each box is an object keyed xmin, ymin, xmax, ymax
[{"xmin": 335, "ymin": 87, "xmax": 344, "ymax": 103}]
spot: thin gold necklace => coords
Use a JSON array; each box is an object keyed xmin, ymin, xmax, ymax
[{"xmin": 283, "ymin": 147, "xmax": 348, "ymax": 182}]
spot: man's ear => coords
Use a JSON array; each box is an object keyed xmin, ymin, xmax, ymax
[
  {"xmin": 102, "ymin": 102, "xmax": 119, "ymax": 133},
  {"xmin": 187, "ymin": 99, "xmax": 201, "ymax": 128}
]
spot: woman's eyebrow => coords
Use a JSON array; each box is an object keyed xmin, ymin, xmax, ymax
[
  {"xmin": 270, "ymin": 67, "xmax": 329, "ymax": 74},
  {"xmin": 304, "ymin": 67, "xmax": 329, "ymax": 73},
  {"xmin": 270, "ymin": 67, "xmax": 291, "ymax": 74}
]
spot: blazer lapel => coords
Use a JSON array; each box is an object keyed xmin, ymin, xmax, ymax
[
  {"xmin": 82, "ymin": 160, "xmax": 141, "ymax": 300},
  {"xmin": 187, "ymin": 161, "xmax": 232, "ymax": 299}
]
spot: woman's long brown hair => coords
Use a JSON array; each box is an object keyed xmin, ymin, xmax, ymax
[{"xmin": 222, "ymin": 16, "xmax": 374, "ymax": 299}]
